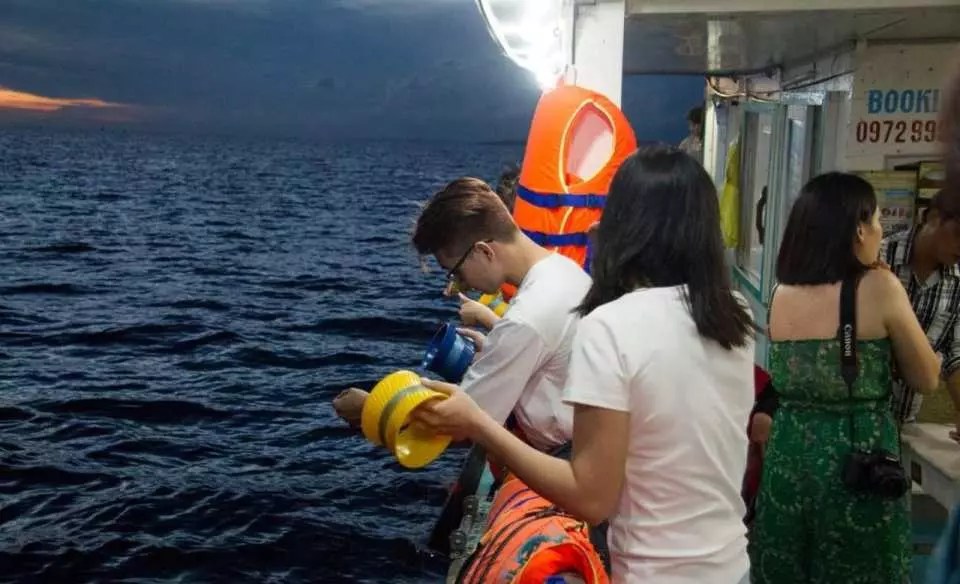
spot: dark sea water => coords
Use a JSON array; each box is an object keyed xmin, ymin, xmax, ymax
[{"xmin": 0, "ymin": 127, "xmax": 523, "ymax": 583}]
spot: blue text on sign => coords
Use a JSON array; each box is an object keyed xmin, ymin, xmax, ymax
[{"xmin": 867, "ymin": 89, "xmax": 941, "ymax": 115}]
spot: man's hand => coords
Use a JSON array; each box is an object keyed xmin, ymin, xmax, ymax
[
  {"xmin": 458, "ymin": 293, "xmax": 499, "ymax": 330},
  {"xmin": 457, "ymin": 327, "xmax": 486, "ymax": 354},
  {"xmin": 950, "ymin": 410, "xmax": 960, "ymax": 444},
  {"xmin": 333, "ymin": 387, "xmax": 369, "ymax": 429},
  {"xmin": 750, "ymin": 413, "xmax": 773, "ymax": 446}
]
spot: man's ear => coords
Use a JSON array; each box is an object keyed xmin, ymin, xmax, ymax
[{"xmin": 476, "ymin": 241, "xmax": 495, "ymax": 260}]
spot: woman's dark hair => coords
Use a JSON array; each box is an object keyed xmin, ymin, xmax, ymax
[
  {"xmin": 776, "ymin": 172, "xmax": 877, "ymax": 285},
  {"xmin": 576, "ymin": 145, "xmax": 755, "ymax": 350}
]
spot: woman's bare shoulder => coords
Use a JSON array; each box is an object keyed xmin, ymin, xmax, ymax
[{"xmin": 860, "ymin": 267, "xmax": 904, "ymax": 299}]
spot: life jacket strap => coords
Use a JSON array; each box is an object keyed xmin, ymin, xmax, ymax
[
  {"xmin": 522, "ymin": 230, "xmax": 590, "ymax": 248},
  {"xmin": 517, "ymin": 185, "xmax": 606, "ymax": 209}
]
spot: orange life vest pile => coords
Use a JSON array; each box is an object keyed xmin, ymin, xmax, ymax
[{"xmin": 455, "ymin": 474, "xmax": 609, "ymax": 584}]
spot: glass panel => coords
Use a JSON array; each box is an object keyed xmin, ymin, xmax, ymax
[
  {"xmin": 808, "ymin": 105, "xmax": 825, "ymax": 179},
  {"xmin": 712, "ymin": 102, "xmax": 733, "ymax": 188},
  {"xmin": 737, "ymin": 111, "xmax": 772, "ymax": 285},
  {"xmin": 785, "ymin": 111, "xmax": 808, "ymax": 212}
]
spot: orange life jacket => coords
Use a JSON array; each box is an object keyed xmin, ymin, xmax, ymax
[
  {"xmin": 508, "ymin": 84, "xmax": 637, "ymax": 292},
  {"xmin": 457, "ymin": 474, "xmax": 609, "ymax": 584}
]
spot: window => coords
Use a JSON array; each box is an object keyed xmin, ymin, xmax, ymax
[
  {"xmin": 737, "ymin": 111, "xmax": 773, "ymax": 286},
  {"xmin": 784, "ymin": 106, "xmax": 814, "ymax": 214}
]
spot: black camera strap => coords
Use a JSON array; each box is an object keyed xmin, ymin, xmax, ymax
[
  {"xmin": 838, "ymin": 274, "xmax": 910, "ymax": 499},
  {"xmin": 839, "ymin": 275, "xmax": 859, "ymax": 446}
]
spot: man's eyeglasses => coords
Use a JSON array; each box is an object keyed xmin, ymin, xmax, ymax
[{"xmin": 445, "ymin": 239, "xmax": 492, "ymax": 283}]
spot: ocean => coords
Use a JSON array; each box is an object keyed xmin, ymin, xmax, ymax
[{"xmin": 0, "ymin": 127, "xmax": 524, "ymax": 583}]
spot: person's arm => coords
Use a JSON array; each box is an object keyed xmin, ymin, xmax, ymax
[
  {"xmin": 877, "ymin": 269, "xmax": 941, "ymax": 394},
  {"xmin": 458, "ymin": 293, "xmax": 501, "ymax": 330},
  {"xmin": 944, "ymin": 323, "xmax": 960, "ymax": 442},
  {"xmin": 459, "ymin": 318, "xmax": 546, "ymax": 425},
  {"xmin": 470, "ymin": 402, "xmax": 629, "ymax": 525},
  {"xmin": 753, "ymin": 382, "xmax": 779, "ymax": 418},
  {"xmin": 749, "ymin": 381, "xmax": 777, "ymax": 446},
  {"xmin": 431, "ymin": 315, "xmax": 630, "ymax": 525},
  {"xmin": 490, "ymin": 316, "xmax": 629, "ymax": 523}
]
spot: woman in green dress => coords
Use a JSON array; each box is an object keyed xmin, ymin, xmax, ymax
[{"xmin": 749, "ymin": 173, "xmax": 942, "ymax": 583}]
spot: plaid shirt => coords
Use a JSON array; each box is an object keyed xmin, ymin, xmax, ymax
[{"xmin": 880, "ymin": 227, "xmax": 960, "ymax": 423}]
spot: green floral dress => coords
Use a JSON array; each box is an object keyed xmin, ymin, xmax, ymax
[{"xmin": 748, "ymin": 339, "xmax": 909, "ymax": 583}]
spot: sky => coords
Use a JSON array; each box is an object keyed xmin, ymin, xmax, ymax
[{"xmin": 0, "ymin": 0, "xmax": 704, "ymax": 143}]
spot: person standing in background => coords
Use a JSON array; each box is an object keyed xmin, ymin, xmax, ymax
[
  {"xmin": 880, "ymin": 190, "xmax": 960, "ymax": 441},
  {"xmin": 679, "ymin": 105, "xmax": 704, "ymax": 164},
  {"xmin": 494, "ymin": 163, "xmax": 520, "ymax": 213},
  {"xmin": 750, "ymin": 172, "xmax": 941, "ymax": 583}
]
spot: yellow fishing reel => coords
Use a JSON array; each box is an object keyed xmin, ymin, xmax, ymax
[
  {"xmin": 360, "ymin": 370, "xmax": 451, "ymax": 469},
  {"xmin": 478, "ymin": 293, "xmax": 509, "ymax": 317}
]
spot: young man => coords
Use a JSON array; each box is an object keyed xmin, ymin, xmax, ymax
[
  {"xmin": 335, "ymin": 176, "xmax": 592, "ymax": 453},
  {"xmin": 881, "ymin": 190, "xmax": 960, "ymax": 440},
  {"xmin": 678, "ymin": 105, "xmax": 704, "ymax": 164},
  {"xmin": 452, "ymin": 165, "xmax": 520, "ymax": 326}
]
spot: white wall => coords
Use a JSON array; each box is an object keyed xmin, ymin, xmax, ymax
[{"xmin": 566, "ymin": 0, "xmax": 626, "ymax": 105}]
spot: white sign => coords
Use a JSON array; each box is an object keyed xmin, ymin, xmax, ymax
[{"xmin": 845, "ymin": 43, "xmax": 958, "ymax": 170}]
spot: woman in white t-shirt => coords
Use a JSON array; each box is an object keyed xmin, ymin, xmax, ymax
[{"xmin": 414, "ymin": 145, "xmax": 757, "ymax": 584}]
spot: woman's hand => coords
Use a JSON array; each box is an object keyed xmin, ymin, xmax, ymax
[
  {"xmin": 456, "ymin": 327, "xmax": 486, "ymax": 354},
  {"xmin": 333, "ymin": 387, "xmax": 369, "ymax": 429},
  {"xmin": 750, "ymin": 413, "xmax": 773, "ymax": 446},
  {"xmin": 458, "ymin": 293, "xmax": 499, "ymax": 329},
  {"xmin": 410, "ymin": 378, "xmax": 488, "ymax": 442}
]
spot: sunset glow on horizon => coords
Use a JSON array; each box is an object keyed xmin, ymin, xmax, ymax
[{"xmin": 0, "ymin": 87, "xmax": 127, "ymax": 113}]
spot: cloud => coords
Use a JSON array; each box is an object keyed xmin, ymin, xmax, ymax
[
  {"xmin": 0, "ymin": 25, "xmax": 49, "ymax": 52},
  {"xmin": 0, "ymin": 87, "xmax": 128, "ymax": 112},
  {"xmin": 0, "ymin": 0, "xmax": 541, "ymax": 139},
  {"xmin": 0, "ymin": 0, "xmax": 701, "ymax": 142},
  {"xmin": 329, "ymin": 0, "xmax": 465, "ymax": 14}
]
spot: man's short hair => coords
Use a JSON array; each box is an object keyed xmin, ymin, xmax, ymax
[
  {"xmin": 412, "ymin": 177, "xmax": 518, "ymax": 257},
  {"xmin": 687, "ymin": 106, "xmax": 704, "ymax": 126},
  {"xmin": 928, "ymin": 189, "xmax": 960, "ymax": 223}
]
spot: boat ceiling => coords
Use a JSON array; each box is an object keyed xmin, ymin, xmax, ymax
[{"xmin": 622, "ymin": 1, "xmax": 960, "ymax": 76}]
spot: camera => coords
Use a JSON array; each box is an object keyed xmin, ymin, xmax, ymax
[{"xmin": 841, "ymin": 449, "xmax": 910, "ymax": 499}]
